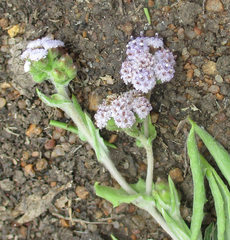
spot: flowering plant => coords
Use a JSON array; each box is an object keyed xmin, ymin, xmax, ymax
[{"xmin": 20, "ymin": 34, "xmax": 230, "ymax": 240}]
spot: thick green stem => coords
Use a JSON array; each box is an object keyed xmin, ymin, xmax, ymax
[{"xmin": 55, "ymin": 85, "xmax": 136, "ymax": 195}]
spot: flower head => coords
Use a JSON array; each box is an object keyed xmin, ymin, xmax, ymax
[
  {"xmin": 120, "ymin": 33, "xmax": 175, "ymax": 93},
  {"xmin": 95, "ymin": 90, "xmax": 152, "ymax": 129}
]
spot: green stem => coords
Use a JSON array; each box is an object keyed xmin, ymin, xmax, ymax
[
  {"xmin": 125, "ymin": 128, "xmax": 154, "ymax": 195},
  {"xmin": 132, "ymin": 197, "xmax": 179, "ymax": 240},
  {"xmin": 55, "ymin": 84, "xmax": 136, "ymax": 195}
]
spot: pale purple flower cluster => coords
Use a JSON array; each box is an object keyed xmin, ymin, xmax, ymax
[
  {"xmin": 95, "ymin": 90, "xmax": 152, "ymax": 129},
  {"xmin": 120, "ymin": 33, "xmax": 176, "ymax": 93},
  {"xmin": 21, "ymin": 36, "xmax": 64, "ymax": 72}
]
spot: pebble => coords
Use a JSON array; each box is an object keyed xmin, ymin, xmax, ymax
[
  {"xmin": 0, "ymin": 82, "xmax": 11, "ymax": 88},
  {"xmin": 75, "ymin": 186, "xmax": 89, "ymax": 199},
  {"xmin": 194, "ymin": 69, "xmax": 201, "ymax": 77},
  {"xmin": 13, "ymin": 170, "xmax": 26, "ymax": 184},
  {"xmin": 187, "ymin": 69, "xmax": 194, "ymax": 79},
  {"xmin": 177, "ymin": 28, "xmax": 185, "ymax": 39},
  {"xmin": 121, "ymin": 22, "xmax": 134, "ymax": 36},
  {"xmin": 55, "ymin": 196, "xmax": 69, "ymax": 208},
  {"xmin": 108, "ymin": 134, "xmax": 118, "ymax": 143},
  {"xmin": 0, "ymin": 179, "xmax": 14, "ymax": 191},
  {"xmin": 52, "ymin": 130, "xmax": 62, "ymax": 139},
  {"xmin": 25, "ymin": 124, "xmax": 42, "ymax": 137},
  {"xmin": 50, "ymin": 182, "xmax": 57, "ymax": 187},
  {"xmin": 151, "ymin": 112, "xmax": 159, "ymax": 124},
  {"xmin": 17, "ymin": 99, "xmax": 26, "ymax": 109},
  {"xmin": 68, "ymin": 133, "xmax": 78, "ymax": 144},
  {"xmin": 44, "ymin": 139, "xmax": 56, "ymax": 150},
  {"xmin": 215, "ymin": 74, "xmax": 223, "ymax": 83},
  {"xmin": 0, "ymin": 18, "xmax": 9, "ymax": 29},
  {"xmin": 216, "ymin": 93, "xmax": 224, "ymax": 100},
  {"xmin": 208, "ymin": 85, "xmax": 220, "ymax": 93},
  {"xmin": 36, "ymin": 158, "xmax": 48, "ymax": 171},
  {"xmin": 169, "ymin": 168, "xmax": 184, "ymax": 183},
  {"xmin": 0, "ymin": 98, "xmax": 6, "ymax": 108},
  {"xmin": 99, "ymin": 199, "xmax": 113, "ymax": 216},
  {"xmin": 61, "ymin": 142, "xmax": 71, "ymax": 152},
  {"xmin": 51, "ymin": 145, "xmax": 65, "ymax": 157},
  {"xmin": 95, "ymin": 211, "xmax": 103, "ymax": 219},
  {"xmin": 24, "ymin": 164, "xmax": 35, "ymax": 177},
  {"xmin": 60, "ymin": 219, "xmax": 69, "ymax": 227},
  {"xmin": 22, "ymin": 151, "xmax": 30, "ymax": 161},
  {"xmin": 7, "ymin": 24, "xmax": 20, "ymax": 38},
  {"xmin": 131, "ymin": 215, "xmax": 145, "ymax": 229},
  {"xmin": 31, "ymin": 151, "xmax": 39, "ymax": 157},
  {"xmin": 89, "ymin": 92, "xmax": 102, "ymax": 111},
  {"xmin": 213, "ymin": 112, "xmax": 226, "ymax": 123},
  {"xmin": 205, "ymin": 0, "xmax": 225, "ymax": 12},
  {"xmin": 193, "ymin": 26, "xmax": 202, "ymax": 35},
  {"xmin": 202, "ymin": 61, "xmax": 218, "ymax": 75},
  {"xmin": 88, "ymin": 224, "xmax": 97, "ymax": 232}
]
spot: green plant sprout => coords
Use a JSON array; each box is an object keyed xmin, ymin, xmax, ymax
[{"xmin": 20, "ymin": 36, "xmax": 230, "ymax": 240}]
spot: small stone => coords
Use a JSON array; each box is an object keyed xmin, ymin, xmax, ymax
[
  {"xmin": 0, "ymin": 82, "xmax": 12, "ymax": 88},
  {"xmin": 36, "ymin": 158, "xmax": 48, "ymax": 171},
  {"xmin": 61, "ymin": 142, "xmax": 71, "ymax": 152},
  {"xmin": 17, "ymin": 99, "xmax": 26, "ymax": 109},
  {"xmin": 99, "ymin": 199, "xmax": 113, "ymax": 216},
  {"xmin": 216, "ymin": 93, "xmax": 224, "ymax": 100},
  {"xmin": 7, "ymin": 24, "xmax": 20, "ymax": 38},
  {"xmin": 24, "ymin": 164, "xmax": 35, "ymax": 177},
  {"xmin": 20, "ymin": 226, "xmax": 27, "ymax": 237},
  {"xmin": 0, "ymin": 179, "xmax": 14, "ymax": 191},
  {"xmin": 213, "ymin": 112, "xmax": 226, "ymax": 123},
  {"xmin": 51, "ymin": 145, "xmax": 65, "ymax": 157},
  {"xmin": 26, "ymin": 124, "xmax": 42, "ymax": 137},
  {"xmin": 88, "ymin": 224, "xmax": 98, "ymax": 232},
  {"xmin": 194, "ymin": 69, "xmax": 201, "ymax": 77},
  {"xmin": 151, "ymin": 112, "xmax": 159, "ymax": 124},
  {"xmin": 193, "ymin": 26, "xmax": 202, "ymax": 35},
  {"xmin": 89, "ymin": 92, "xmax": 102, "ymax": 111},
  {"xmin": 148, "ymin": 0, "xmax": 155, "ymax": 7},
  {"xmin": 60, "ymin": 219, "xmax": 69, "ymax": 227},
  {"xmin": 121, "ymin": 22, "xmax": 134, "ymax": 36},
  {"xmin": 44, "ymin": 139, "xmax": 56, "ymax": 149},
  {"xmin": 0, "ymin": 18, "xmax": 9, "ymax": 29},
  {"xmin": 187, "ymin": 69, "xmax": 194, "ymax": 79},
  {"xmin": 68, "ymin": 133, "xmax": 78, "ymax": 144},
  {"xmin": 75, "ymin": 186, "xmax": 89, "ymax": 199},
  {"xmin": 108, "ymin": 134, "xmax": 118, "ymax": 143},
  {"xmin": 202, "ymin": 61, "xmax": 218, "ymax": 75},
  {"xmin": 55, "ymin": 196, "xmax": 69, "ymax": 208},
  {"xmin": 0, "ymin": 98, "xmax": 6, "ymax": 108},
  {"xmin": 169, "ymin": 168, "xmax": 184, "ymax": 183},
  {"xmin": 95, "ymin": 211, "xmax": 103, "ymax": 219},
  {"xmin": 13, "ymin": 170, "xmax": 26, "ymax": 184},
  {"xmin": 215, "ymin": 75, "xmax": 223, "ymax": 83},
  {"xmin": 206, "ymin": 0, "xmax": 224, "ymax": 12},
  {"xmin": 31, "ymin": 151, "xmax": 39, "ymax": 157},
  {"xmin": 50, "ymin": 182, "xmax": 57, "ymax": 187},
  {"xmin": 52, "ymin": 130, "xmax": 62, "ymax": 139},
  {"xmin": 132, "ymin": 215, "xmax": 145, "ymax": 229},
  {"xmin": 208, "ymin": 85, "xmax": 220, "ymax": 93},
  {"xmin": 177, "ymin": 28, "xmax": 185, "ymax": 39},
  {"xmin": 22, "ymin": 151, "xmax": 30, "ymax": 161}
]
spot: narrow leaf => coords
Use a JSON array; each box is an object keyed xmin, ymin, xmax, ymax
[
  {"xmin": 205, "ymin": 169, "xmax": 225, "ymax": 240},
  {"xmin": 37, "ymin": 89, "xmax": 71, "ymax": 107},
  {"xmin": 144, "ymin": 8, "xmax": 151, "ymax": 25},
  {"xmin": 188, "ymin": 118, "xmax": 230, "ymax": 186},
  {"xmin": 187, "ymin": 127, "xmax": 206, "ymax": 240},
  {"xmin": 200, "ymin": 154, "xmax": 230, "ymax": 239},
  {"xmin": 204, "ymin": 223, "xmax": 218, "ymax": 240}
]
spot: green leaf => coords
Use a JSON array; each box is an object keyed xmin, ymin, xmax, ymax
[
  {"xmin": 94, "ymin": 182, "xmax": 141, "ymax": 207},
  {"xmin": 205, "ymin": 169, "xmax": 225, "ymax": 240},
  {"xmin": 85, "ymin": 113, "xmax": 109, "ymax": 162},
  {"xmin": 95, "ymin": 179, "xmax": 153, "ymax": 207},
  {"xmin": 144, "ymin": 8, "xmax": 151, "ymax": 25},
  {"xmin": 110, "ymin": 235, "xmax": 119, "ymax": 240},
  {"xmin": 204, "ymin": 223, "xmax": 218, "ymax": 240},
  {"xmin": 37, "ymin": 89, "xmax": 71, "ymax": 107},
  {"xmin": 188, "ymin": 118, "xmax": 230, "ymax": 186},
  {"xmin": 200, "ymin": 154, "xmax": 230, "ymax": 240},
  {"xmin": 72, "ymin": 95, "xmax": 86, "ymax": 124},
  {"xmin": 187, "ymin": 126, "xmax": 206, "ymax": 240}
]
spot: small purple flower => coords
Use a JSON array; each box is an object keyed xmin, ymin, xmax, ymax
[
  {"xmin": 95, "ymin": 90, "xmax": 152, "ymax": 129},
  {"xmin": 21, "ymin": 36, "xmax": 65, "ymax": 63},
  {"xmin": 120, "ymin": 33, "xmax": 175, "ymax": 93}
]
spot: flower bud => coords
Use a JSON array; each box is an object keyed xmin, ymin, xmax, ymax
[
  {"xmin": 51, "ymin": 68, "xmax": 68, "ymax": 84},
  {"xmin": 57, "ymin": 54, "xmax": 73, "ymax": 70},
  {"xmin": 65, "ymin": 64, "xmax": 77, "ymax": 80},
  {"xmin": 32, "ymin": 58, "xmax": 49, "ymax": 70},
  {"xmin": 32, "ymin": 72, "xmax": 48, "ymax": 83}
]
